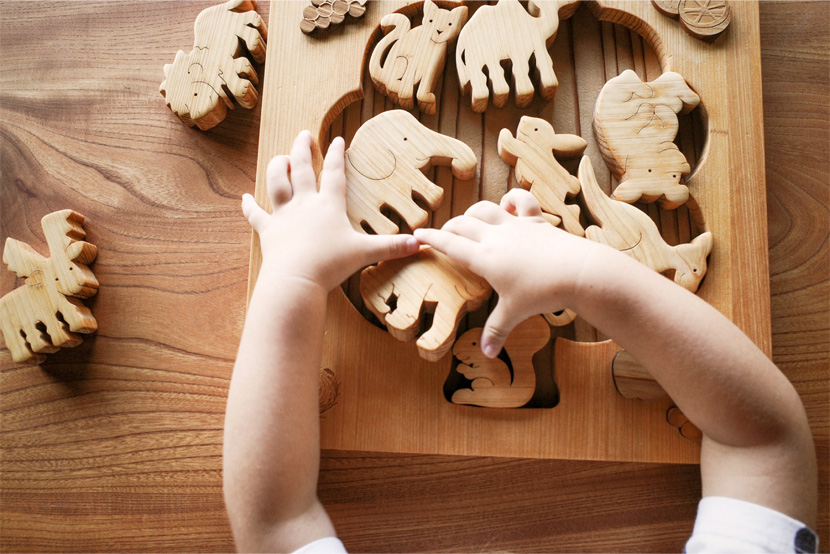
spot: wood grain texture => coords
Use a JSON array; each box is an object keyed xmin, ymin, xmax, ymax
[{"xmin": 1, "ymin": 1, "xmax": 826, "ymax": 551}]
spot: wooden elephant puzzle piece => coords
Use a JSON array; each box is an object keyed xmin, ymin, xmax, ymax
[
  {"xmin": 300, "ymin": 0, "xmax": 367, "ymax": 34},
  {"xmin": 360, "ymin": 246, "xmax": 491, "ymax": 362},
  {"xmin": 0, "ymin": 210, "xmax": 99, "ymax": 364},
  {"xmin": 345, "ymin": 110, "xmax": 477, "ymax": 235},
  {"xmin": 593, "ymin": 69, "xmax": 700, "ymax": 209},
  {"xmin": 160, "ymin": 0, "xmax": 267, "ymax": 131},
  {"xmin": 369, "ymin": 0, "xmax": 467, "ymax": 115},
  {"xmin": 652, "ymin": 0, "xmax": 731, "ymax": 41},
  {"xmin": 455, "ymin": 0, "xmax": 580, "ymax": 112}
]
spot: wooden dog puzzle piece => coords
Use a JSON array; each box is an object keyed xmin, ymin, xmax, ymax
[
  {"xmin": 1, "ymin": 210, "xmax": 99, "ymax": 364},
  {"xmin": 360, "ymin": 246, "xmax": 492, "ymax": 362},
  {"xmin": 498, "ymin": 116, "xmax": 587, "ymax": 236},
  {"xmin": 652, "ymin": 0, "xmax": 731, "ymax": 41},
  {"xmin": 369, "ymin": 0, "xmax": 467, "ymax": 115},
  {"xmin": 451, "ymin": 315, "xmax": 550, "ymax": 408},
  {"xmin": 345, "ymin": 109, "xmax": 477, "ymax": 235},
  {"xmin": 578, "ymin": 155, "xmax": 713, "ymax": 293},
  {"xmin": 160, "ymin": 0, "xmax": 267, "ymax": 131},
  {"xmin": 593, "ymin": 69, "xmax": 700, "ymax": 209},
  {"xmin": 300, "ymin": 0, "xmax": 367, "ymax": 34},
  {"xmin": 456, "ymin": 0, "xmax": 580, "ymax": 112}
]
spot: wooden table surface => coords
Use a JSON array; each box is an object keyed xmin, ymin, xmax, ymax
[{"xmin": 1, "ymin": 1, "xmax": 827, "ymax": 552}]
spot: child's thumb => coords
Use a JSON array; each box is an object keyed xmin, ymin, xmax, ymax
[
  {"xmin": 480, "ymin": 300, "xmax": 521, "ymax": 358},
  {"xmin": 361, "ymin": 234, "xmax": 420, "ymax": 266}
]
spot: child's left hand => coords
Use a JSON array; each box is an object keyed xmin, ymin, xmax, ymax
[{"xmin": 242, "ymin": 130, "xmax": 419, "ymax": 292}]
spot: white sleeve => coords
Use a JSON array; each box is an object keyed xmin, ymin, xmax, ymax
[
  {"xmin": 290, "ymin": 536, "xmax": 348, "ymax": 554},
  {"xmin": 685, "ymin": 496, "xmax": 818, "ymax": 553}
]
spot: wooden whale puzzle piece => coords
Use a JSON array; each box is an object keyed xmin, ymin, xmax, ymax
[
  {"xmin": 300, "ymin": 0, "xmax": 367, "ymax": 34},
  {"xmin": 593, "ymin": 69, "xmax": 700, "ymax": 209},
  {"xmin": 578, "ymin": 155, "xmax": 713, "ymax": 293},
  {"xmin": 369, "ymin": 0, "xmax": 467, "ymax": 115},
  {"xmin": 455, "ymin": 0, "xmax": 580, "ymax": 112},
  {"xmin": 0, "ymin": 210, "xmax": 99, "ymax": 364},
  {"xmin": 451, "ymin": 315, "xmax": 550, "ymax": 408},
  {"xmin": 160, "ymin": 0, "xmax": 267, "ymax": 131},
  {"xmin": 345, "ymin": 109, "xmax": 477, "ymax": 235},
  {"xmin": 652, "ymin": 0, "xmax": 731, "ymax": 41},
  {"xmin": 360, "ymin": 246, "xmax": 492, "ymax": 362}
]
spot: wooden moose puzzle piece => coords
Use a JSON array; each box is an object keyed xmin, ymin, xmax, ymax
[
  {"xmin": 300, "ymin": 0, "xmax": 367, "ymax": 35},
  {"xmin": 360, "ymin": 246, "xmax": 492, "ymax": 362},
  {"xmin": 369, "ymin": 0, "xmax": 467, "ymax": 115},
  {"xmin": 160, "ymin": 0, "xmax": 267, "ymax": 131},
  {"xmin": 455, "ymin": 0, "xmax": 580, "ymax": 112},
  {"xmin": 593, "ymin": 69, "xmax": 700, "ymax": 209},
  {"xmin": 0, "ymin": 210, "xmax": 99, "ymax": 364},
  {"xmin": 345, "ymin": 109, "xmax": 477, "ymax": 235},
  {"xmin": 652, "ymin": 0, "xmax": 731, "ymax": 41},
  {"xmin": 451, "ymin": 315, "xmax": 550, "ymax": 408}
]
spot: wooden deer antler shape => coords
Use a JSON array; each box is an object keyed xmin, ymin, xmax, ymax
[
  {"xmin": 1, "ymin": 210, "xmax": 99, "ymax": 364},
  {"xmin": 451, "ymin": 315, "xmax": 550, "ymax": 408}
]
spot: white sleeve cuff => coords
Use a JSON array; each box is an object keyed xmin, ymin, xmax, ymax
[{"xmin": 290, "ymin": 536, "xmax": 348, "ymax": 554}]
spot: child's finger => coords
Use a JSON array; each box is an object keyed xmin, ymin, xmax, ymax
[
  {"xmin": 266, "ymin": 155, "xmax": 292, "ymax": 207},
  {"xmin": 241, "ymin": 194, "xmax": 268, "ymax": 232},
  {"xmin": 464, "ymin": 200, "xmax": 511, "ymax": 224},
  {"xmin": 500, "ymin": 188, "xmax": 543, "ymax": 217},
  {"xmin": 289, "ymin": 130, "xmax": 317, "ymax": 195},
  {"xmin": 480, "ymin": 300, "xmax": 523, "ymax": 359},
  {"xmin": 320, "ymin": 137, "xmax": 347, "ymax": 200},
  {"xmin": 413, "ymin": 228, "xmax": 480, "ymax": 272},
  {"xmin": 358, "ymin": 233, "xmax": 420, "ymax": 266},
  {"xmin": 442, "ymin": 215, "xmax": 490, "ymax": 242}
]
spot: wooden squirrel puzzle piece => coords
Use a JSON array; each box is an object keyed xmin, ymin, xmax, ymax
[
  {"xmin": 451, "ymin": 315, "xmax": 550, "ymax": 408},
  {"xmin": 300, "ymin": 0, "xmax": 367, "ymax": 34},
  {"xmin": 456, "ymin": 0, "xmax": 580, "ymax": 112},
  {"xmin": 160, "ymin": 0, "xmax": 267, "ymax": 131},
  {"xmin": 360, "ymin": 246, "xmax": 492, "ymax": 362},
  {"xmin": 593, "ymin": 69, "xmax": 700, "ymax": 209},
  {"xmin": 345, "ymin": 110, "xmax": 477, "ymax": 235},
  {"xmin": 369, "ymin": 0, "xmax": 467, "ymax": 115},
  {"xmin": 578, "ymin": 156, "xmax": 713, "ymax": 293},
  {"xmin": 0, "ymin": 210, "xmax": 99, "ymax": 364},
  {"xmin": 652, "ymin": 0, "xmax": 731, "ymax": 41}
]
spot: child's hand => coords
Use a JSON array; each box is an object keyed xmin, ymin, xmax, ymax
[
  {"xmin": 243, "ymin": 131, "xmax": 419, "ymax": 292},
  {"xmin": 415, "ymin": 189, "xmax": 604, "ymax": 357}
]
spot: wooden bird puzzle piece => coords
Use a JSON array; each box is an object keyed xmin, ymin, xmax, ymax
[
  {"xmin": 578, "ymin": 156, "xmax": 713, "ymax": 293},
  {"xmin": 652, "ymin": 0, "xmax": 731, "ymax": 41},
  {"xmin": 451, "ymin": 316, "xmax": 550, "ymax": 408},
  {"xmin": 456, "ymin": 0, "xmax": 580, "ymax": 112},
  {"xmin": 593, "ymin": 69, "xmax": 700, "ymax": 209},
  {"xmin": 300, "ymin": 0, "xmax": 367, "ymax": 34},
  {"xmin": 345, "ymin": 110, "xmax": 477, "ymax": 235},
  {"xmin": 160, "ymin": 0, "xmax": 267, "ymax": 131},
  {"xmin": 369, "ymin": 0, "xmax": 467, "ymax": 115},
  {"xmin": 1, "ymin": 210, "xmax": 98, "ymax": 364},
  {"xmin": 360, "ymin": 246, "xmax": 492, "ymax": 362}
]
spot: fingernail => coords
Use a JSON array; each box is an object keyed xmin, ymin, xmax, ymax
[
  {"xmin": 406, "ymin": 237, "xmax": 419, "ymax": 250},
  {"xmin": 483, "ymin": 343, "xmax": 499, "ymax": 358},
  {"xmin": 413, "ymin": 228, "xmax": 426, "ymax": 238}
]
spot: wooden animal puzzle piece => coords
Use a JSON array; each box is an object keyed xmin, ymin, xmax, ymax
[
  {"xmin": 1, "ymin": 210, "xmax": 99, "ymax": 364},
  {"xmin": 369, "ymin": 0, "xmax": 467, "ymax": 115},
  {"xmin": 652, "ymin": 0, "xmax": 731, "ymax": 41},
  {"xmin": 456, "ymin": 0, "xmax": 580, "ymax": 112},
  {"xmin": 360, "ymin": 246, "xmax": 492, "ymax": 362},
  {"xmin": 451, "ymin": 315, "xmax": 550, "ymax": 408},
  {"xmin": 160, "ymin": 0, "xmax": 267, "ymax": 131},
  {"xmin": 300, "ymin": 0, "xmax": 367, "ymax": 34},
  {"xmin": 578, "ymin": 155, "xmax": 713, "ymax": 293},
  {"xmin": 593, "ymin": 69, "xmax": 700, "ymax": 209},
  {"xmin": 345, "ymin": 110, "xmax": 477, "ymax": 235},
  {"xmin": 498, "ymin": 116, "xmax": 587, "ymax": 236}
]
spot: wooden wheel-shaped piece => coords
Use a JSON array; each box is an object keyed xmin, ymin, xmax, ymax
[{"xmin": 652, "ymin": 0, "xmax": 731, "ymax": 40}]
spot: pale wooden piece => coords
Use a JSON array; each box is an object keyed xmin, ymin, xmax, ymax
[
  {"xmin": 451, "ymin": 316, "xmax": 550, "ymax": 408},
  {"xmin": 593, "ymin": 69, "xmax": 700, "ymax": 209},
  {"xmin": 0, "ymin": 210, "xmax": 98, "ymax": 364},
  {"xmin": 360, "ymin": 246, "xmax": 492, "ymax": 362},
  {"xmin": 578, "ymin": 155, "xmax": 713, "ymax": 293},
  {"xmin": 300, "ymin": 0, "xmax": 367, "ymax": 35},
  {"xmin": 455, "ymin": 0, "xmax": 580, "ymax": 112},
  {"xmin": 160, "ymin": 0, "xmax": 267, "ymax": 131},
  {"xmin": 345, "ymin": 109, "xmax": 477, "ymax": 234},
  {"xmin": 369, "ymin": 1, "xmax": 467, "ymax": 115},
  {"xmin": 653, "ymin": 0, "xmax": 731, "ymax": 41},
  {"xmin": 612, "ymin": 350, "xmax": 668, "ymax": 401}
]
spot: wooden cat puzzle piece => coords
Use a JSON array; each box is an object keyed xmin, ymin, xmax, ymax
[
  {"xmin": 369, "ymin": 0, "xmax": 467, "ymax": 115},
  {"xmin": 578, "ymin": 156, "xmax": 713, "ymax": 293},
  {"xmin": 451, "ymin": 315, "xmax": 550, "ymax": 408},
  {"xmin": 360, "ymin": 246, "xmax": 492, "ymax": 362},
  {"xmin": 456, "ymin": 0, "xmax": 580, "ymax": 112},
  {"xmin": 593, "ymin": 69, "xmax": 700, "ymax": 209},
  {"xmin": 300, "ymin": 0, "xmax": 367, "ymax": 34},
  {"xmin": 160, "ymin": 0, "xmax": 267, "ymax": 131},
  {"xmin": 0, "ymin": 210, "xmax": 99, "ymax": 364},
  {"xmin": 345, "ymin": 110, "xmax": 477, "ymax": 235},
  {"xmin": 652, "ymin": 0, "xmax": 731, "ymax": 41}
]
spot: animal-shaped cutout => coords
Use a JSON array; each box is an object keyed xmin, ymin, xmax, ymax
[
  {"xmin": 593, "ymin": 70, "xmax": 700, "ymax": 209},
  {"xmin": 1, "ymin": 210, "xmax": 99, "ymax": 364},
  {"xmin": 369, "ymin": 0, "xmax": 467, "ymax": 114},
  {"xmin": 360, "ymin": 246, "xmax": 492, "ymax": 362},
  {"xmin": 345, "ymin": 110, "xmax": 477, "ymax": 235},
  {"xmin": 578, "ymin": 156, "xmax": 713, "ymax": 293},
  {"xmin": 451, "ymin": 316, "xmax": 550, "ymax": 408},
  {"xmin": 300, "ymin": 0, "xmax": 367, "ymax": 34},
  {"xmin": 652, "ymin": 0, "xmax": 731, "ymax": 41},
  {"xmin": 498, "ymin": 116, "xmax": 587, "ymax": 236},
  {"xmin": 160, "ymin": 0, "xmax": 267, "ymax": 131},
  {"xmin": 456, "ymin": 0, "xmax": 580, "ymax": 112}
]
